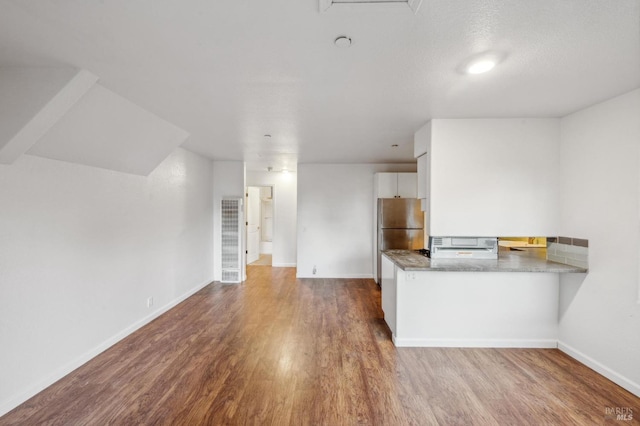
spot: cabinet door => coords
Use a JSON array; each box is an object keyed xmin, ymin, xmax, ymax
[
  {"xmin": 417, "ymin": 154, "xmax": 427, "ymax": 199},
  {"xmin": 376, "ymin": 173, "xmax": 398, "ymax": 198},
  {"xmin": 380, "ymin": 256, "xmax": 396, "ymax": 335},
  {"xmin": 397, "ymin": 173, "xmax": 417, "ymax": 198}
]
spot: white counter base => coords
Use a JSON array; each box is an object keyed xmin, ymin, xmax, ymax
[{"xmin": 381, "ymin": 256, "xmax": 560, "ymax": 348}]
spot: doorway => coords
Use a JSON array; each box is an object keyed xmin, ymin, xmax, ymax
[{"xmin": 246, "ymin": 185, "xmax": 273, "ymax": 266}]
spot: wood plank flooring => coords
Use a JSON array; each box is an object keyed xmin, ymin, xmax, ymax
[
  {"xmin": 2, "ymin": 265, "xmax": 638, "ymax": 425},
  {"xmin": 249, "ymin": 254, "xmax": 272, "ymax": 266}
]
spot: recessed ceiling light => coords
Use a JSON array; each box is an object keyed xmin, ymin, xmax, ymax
[
  {"xmin": 391, "ymin": 144, "xmax": 399, "ymax": 148},
  {"xmin": 459, "ymin": 51, "xmax": 506, "ymax": 75},
  {"xmin": 466, "ymin": 59, "xmax": 496, "ymax": 74},
  {"xmin": 263, "ymin": 134, "xmax": 272, "ymax": 140},
  {"xmin": 334, "ymin": 36, "xmax": 352, "ymax": 48}
]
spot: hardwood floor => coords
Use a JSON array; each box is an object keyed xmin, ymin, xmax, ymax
[
  {"xmin": 249, "ymin": 254, "xmax": 272, "ymax": 266},
  {"xmin": 2, "ymin": 266, "xmax": 638, "ymax": 425}
]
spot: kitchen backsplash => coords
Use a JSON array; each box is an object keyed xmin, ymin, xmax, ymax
[{"xmin": 546, "ymin": 237, "xmax": 589, "ymax": 270}]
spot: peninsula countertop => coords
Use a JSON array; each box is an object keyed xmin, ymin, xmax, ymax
[{"xmin": 382, "ymin": 248, "xmax": 588, "ymax": 273}]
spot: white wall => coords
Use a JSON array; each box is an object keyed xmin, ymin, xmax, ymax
[
  {"xmin": 558, "ymin": 88, "xmax": 640, "ymax": 396},
  {"xmin": 430, "ymin": 119, "xmax": 560, "ymax": 236},
  {"xmin": 0, "ymin": 148, "xmax": 214, "ymax": 415},
  {"xmin": 212, "ymin": 161, "xmax": 245, "ymax": 281},
  {"xmin": 246, "ymin": 171, "xmax": 297, "ymax": 267},
  {"xmin": 297, "ymin": 163, "xmax": 416, "ymax": 278}
]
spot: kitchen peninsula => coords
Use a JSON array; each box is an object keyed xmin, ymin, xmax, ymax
[{"xmin": 380, "ymin": 249, "xmax": 587, "ymax": 348}]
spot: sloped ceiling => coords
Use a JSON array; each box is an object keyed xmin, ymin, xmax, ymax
[
  {"xmin": 0, "ymin": 67, "xmax": 94, "ymax": 163},
  {"xmin": 28, "ymin": 83, "xmax": 190, "ymax": 176},
  {"xmin": 0, "ymin": 0, "xmax": 638, "ymax": 171},
  {"xmin": 0, "ymin": 67, "xmax": 189, "ymax": 175}
]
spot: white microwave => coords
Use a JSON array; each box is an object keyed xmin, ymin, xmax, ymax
[{"xmin": 429, "ymin": 237, "xmax": 498, "ymax": 259}]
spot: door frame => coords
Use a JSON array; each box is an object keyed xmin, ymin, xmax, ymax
[{"xmin": 245, "ymin": 185, "xmax": 275, "ymax": 266}]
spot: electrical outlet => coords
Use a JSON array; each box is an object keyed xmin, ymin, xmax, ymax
[
  {"xmin": 147, "ymin": 297, "xmax": 153, "ymax": 308},
  {"xmin": 312, "ymin": 265, "xmax": 317, "ymax": 275}
]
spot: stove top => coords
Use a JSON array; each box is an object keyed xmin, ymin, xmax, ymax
[{"xmin": 416, "ymin": 248, "xmax": 430, "ymax": 258}]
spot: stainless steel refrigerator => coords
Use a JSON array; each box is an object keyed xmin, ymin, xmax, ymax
[{"xmin": 377, "ymin": 198, "xmax": 424, "ymax": 283}]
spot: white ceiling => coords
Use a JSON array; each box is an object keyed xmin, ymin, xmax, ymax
[{"xmin": 0, "ymin": 0, "xmax": 638, "ymax": 172}]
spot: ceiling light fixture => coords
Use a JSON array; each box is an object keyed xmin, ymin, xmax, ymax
[
  {"xmin": 460, "ymin": 51, "xmax": 506, "ymax": 75},
  {"xmin": 466, "ymin": 59, "xmax": 496, "ymax": 74},
  {"xmin": 334, "ymin": 36, "xmax": 352, "ymax": 48}
]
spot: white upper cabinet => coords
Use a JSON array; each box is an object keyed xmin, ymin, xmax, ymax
[
  {"xmin": 376, "ymin": 173, "xmax": 399, "ymax": 198},
  {"xmin": 397, "ymin": 173, "xmax": 417, "ymax": 198},
  {"xmin": 375, "ymin": 172, "xmax": 417, "ymax": 198},
  {"xmin": 416, "ymin": 153, "xmax": 428, "ymax": 200},
  {"xmin": 414, "ymin": 121, "xmax": 432, "ymax": 207}
]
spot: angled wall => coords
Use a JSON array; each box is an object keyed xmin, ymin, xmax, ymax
[{"xmin": 0, "ymin": 149, "xmax": 214, "ymax": 416}]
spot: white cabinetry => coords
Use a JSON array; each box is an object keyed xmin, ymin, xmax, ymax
[
  {"xmin": 397, "ymin": 173, "xmax": 417, "ymax": 198},
  {"xmin": 373, "ymin": 171, "xmax": 418, "ymax": 283},
  {"xmin": 375, "ymin": 173, "xmax": 417, "ymax": 199},
  {"xmin": 416, "ymin": 153, "xmax": 428, "ymax": 200},
  {"xmin": 376, "ymin": 173, "xmax": 398, "ymax": 198},
  {"xmin": 414, "ymin": 121, "xmax": 432, "ymax": 213},
  {"xmin": 380, "ymin": 255, "xmax": 396, "ymax": 335},
  {"xmin": 386, "ymin": 266, "xmax": 560, "ymax": 348}
]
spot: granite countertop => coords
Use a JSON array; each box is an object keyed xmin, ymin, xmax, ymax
[{"xmin": 382, "ymin": 248, "xmax": 588, "ymax": 273}]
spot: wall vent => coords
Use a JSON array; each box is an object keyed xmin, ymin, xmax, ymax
[
  {"xmin": 319, "ymin": 0, "xmax": 422, "ymax": 14},
  {"xmin": 221, "ymin": 198, "xmax": 243, "ymax": 283}
]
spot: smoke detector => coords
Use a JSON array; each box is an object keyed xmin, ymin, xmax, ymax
[{"xmin": 334, "ymin": 36, "xmax": 352, "ymax": 48}]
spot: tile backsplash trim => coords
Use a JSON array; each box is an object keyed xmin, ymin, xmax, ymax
[{"xmin": 547, "ymin": 237, "xmax": 589, "ymax": 269}]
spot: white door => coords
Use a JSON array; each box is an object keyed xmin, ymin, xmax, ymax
[
  {"xmin": 261, "ymin": 199, "xmax": 273, "ymax": 242},
  {"xmin": 246, "ymin": 187, "xmax": 260, "ymax": 264}
]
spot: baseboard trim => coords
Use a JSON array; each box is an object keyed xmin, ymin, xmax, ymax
[
  {"xmin": 558, "ymin": 341, "xmax": 640, "ymax": 397},
  {"xmin": 272, "ymin": 263, "xmax": 296, "ymax": 268},
  {"xmin": 0, "ymin": 278, "xmax": 213, "ymax": 417},
  {"xmin": 296, "ymin": 273, "xmax": 374, "ymax": 279},
  {"xmin": 346, "ymin": 274, "xmax": 374, "ymax": 279},
  {"xmin": 392, "ymin": 337, "xmax": 558, "ymax": 348}
]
